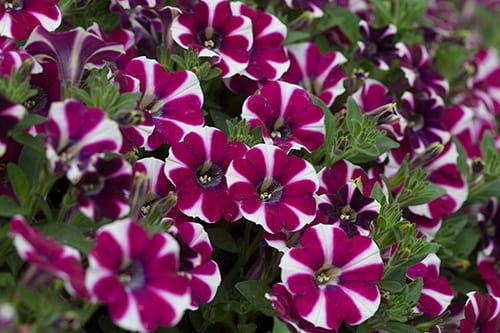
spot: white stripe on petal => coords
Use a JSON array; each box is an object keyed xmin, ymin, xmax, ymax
[
  {"xmin": 114, "ymin": 295, "xmax": 147, "ymax": 333},
  {"xmin": 97, "ymin": 219, "xmax": 133, "ymax": 258},
  {"xmin": 340, "ymin": 285, "xmax": 380, "ymax": 325}
]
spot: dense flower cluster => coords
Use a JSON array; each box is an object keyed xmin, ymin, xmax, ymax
[{"xmin": 1, "ymin": 0, "xmax": 500, "ymax": 332}]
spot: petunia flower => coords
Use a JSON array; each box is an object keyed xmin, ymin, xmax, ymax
[
  {"xmin": 0, "ymin": 0, "xmax": 61, "ymax": 41},
  {"xmin": 460, "ymin": 291, "xmax": 500, "ymax": 333},
  {"xmin": 266, "ymin": 283, "xmax": 333, "ymax": 333},
  {"xmin": 164, "ymin": 126, "xmax": 248, "ymax": 223},
  {"xmin": 24, "ymin": 25, "xmax": 124, "ymax": 87},
  {"xmin": 132, "ymin": 157, "xmax": 192, "ymax": 224},
  {"xmin": 117, "ymin": 56, "xmax": 204, "ymax": 149},
  {"xmin": 407, "ymin": 253, "xmax": 454, "ymax": 317},
  {"xmin": 171, "ymin": 0, "xmax": 253, "ymax": 78},
  {"xmin": 86, "ymin": 219, "xmax": 190, "ymax": 333},
  {"xmin": 44, "ymin": 100, "xmax": 123, "ymax": 183},
  {"xmin": 241, "ymin": 81, "xmax": 325, "ymax": 153},
  {"xmin": 75, "ymin": 157, "xmax": 133, "ymax": 221},
  {"xmin": 9, "ymin": 215, "xmax": 88, "ymax": 299},
  {"xmin": 0, "ymin": 95, "xmax": 25, "ymax": 158},
  {"xmin": 0, "ymin": 36, "xmax": 41, "ymax": 76},
  {"xmin": 317, "ymin": 182, "xmax": 380, "ymax": 237},
  {"xmin": 477, "ymin": 251, "xmax": 500, "ymax": 297},
  {"xmin": 224, "ymin": 2, "xmax": 289, "ymax": 95},
  {"xmin": 356, "ymin": 20, "xmax": 399, "ymax": 70},
  {"xmin": 465, "ymin": 48, "xmax": 500, "ymax": 115},
  {"xmin": 284, "ymin": 0, "xmax": 327, "ymax": 17},
  {"xmin": 478, "ymin": 198, "xmax": 500, "ymax": 258},
  {"xmin": 279, "ymin": 224, "xmax": 383, "ymax": 330},
  {"xmin": 281, "ymin": 42, "xmax": 346, "ymax": 107},
  {"xmin": 398, "ymin": 91, "xmax": 450, "ymax": 153},
  {"xmin": 168, "ymin": 221, "xmax": 221, "ymax": 309},
  {"xmin": 226, "ymin": 144, "xmax": 318, "ymax": 234},
  {"xmin": 397, "ymin": 43, "xmax": 449, "ymax": 98},
  {"xmin": 350, "ymin": 78, "xmax": 405, "ymax": 141},
  {"xmin": 231, "ymin": 2, "xmax": 289, "ymax": 82}
]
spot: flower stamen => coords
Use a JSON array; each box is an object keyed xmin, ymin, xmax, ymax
[{"xmin": 315, "ymin": 264, "xmax": 342, "ymax": 285}]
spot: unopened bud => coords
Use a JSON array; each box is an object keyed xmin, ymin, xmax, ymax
[
  {"xmin": 410, "ymin": 142, "xmax": 444, "ymax": 169},
  {"xmin": 345, "ymin": 68, "xmax": 368, "ymax": 94},
  {"xmin": 129, "ymin": 172, "xmax": 150, "ymax": 219},
  {"xmin": 365, "ymin": 103, "xmax": 399, "ymax": 125},
  {"xmin": 113, "ymin": 110, "xmax": 145, "ymax": 127},
  {"xmin": 472, "ymin": 157, "xmax": 484, "ymax": 174}
]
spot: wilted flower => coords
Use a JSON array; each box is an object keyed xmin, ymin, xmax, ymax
[{"xmin": 9, "ymin": 215, "xmax": 88, "ymax": 299}]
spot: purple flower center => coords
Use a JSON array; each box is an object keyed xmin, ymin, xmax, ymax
[
  {"xmin": 197, "ymin": 27, "xmax": 223, "ymax": 50},
  {"xmin": 78, "ymin": 173, "xmax": 105, "ymax": 195},
  {"xmin": 408, "ymin": 113, "xmax": 424, "ymax": 130},
  {"xmin": 268, "ymin": 117, "xmax": 292, "ymax": 140},
  {"xmin": 118, "ymin": 260, "xmax": 145, "ymax": 291},
  {"xmin": 113, "ymin": 110, "xmax": 145, "ymax": 127},
  {"xmin": 339, "ymin": 205, "xmax": 358, "ymax": 223},
  {"xmin": 257, "ymin": 177, "xmax": 283, "ymax": 203},
  {"xmin": 3, "ymin": 0, "xmax": 23, "ymax": 11},
  {"xmin": 196, "ymin": 160, "xmax": 223, "ymax": 188},
  {"xmin": 314, "ymin": 263, "xmax": 342, "ymax": 286},
  {"xmin": 23, "ymin": 86, "xmax": 48, "ymax": 114}
]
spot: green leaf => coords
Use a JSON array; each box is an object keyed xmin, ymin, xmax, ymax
[
  {"xmin": 379, "ymin": 280, "xmax": 404, "ymax": 293},
  {"xmin": 370, "ymin": 0, "xmax": 393, "ymax": 25},
  {"xmin": 346, "ymin": 97, "xmax": 363, "ymax": 133},
  {"xmin": 0, "ymin": 195, "xmax": 28, "ymax": 217},
  {"xmin": 452, "ymin": 227, "xmax": 482, "ymax": 257},
  {"xmin": 238, "ymin": 323, "xmax": 257, "ymax": 333},
  {"xmin": 272, "ymin": 317, "xmax": 291, "ymax": 333},
  {"xmin": 454, "ymin": 137, "xmax": 469, "ymax": 176},
  {"xmin": 284, "ymin": 31, "xmax": 310, "ymax": 44},
  {"xmin": 7, "ymin": 163, "xmax": 30, "ymax": 203},
  {"xmin": 235, "ymin": 280, "xmax": 275, "ymax": 317},
  {"xmin": 406, "ymin": 278, "xmax": 423, "ymax": 304},
  {"xmin": 206, "ymin": 227, "xmax": 240, "ymax": 253},
  {"xmin": 322, "ymin": 5, "xmax": 360, "ymax": 42},
  {"xmin": 39, "ymin": 223, "xmax": 93, "ymax": 254},
  {"xmin": 383, "ymin": 322, "xmax": 421, "ymax": 333},
  {"xmin": 469, "ymin": 179, "xmax": 500, "ymax": 203},
  {"xmin": 402, "ymin": 182, "xmax": 446, "ymax": 206}
]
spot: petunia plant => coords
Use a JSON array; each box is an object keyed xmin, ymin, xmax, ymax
[{"xmin": 2, "ymin": 0, "xmax": 500, "ymax": 332}]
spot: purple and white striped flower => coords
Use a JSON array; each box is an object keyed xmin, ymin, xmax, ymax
[
  {"xmin": 24, "ymin": 25, "xmax": 124, "ymax": 86},
  {"xmin": 0, "ymin": 0, "xmax": 61, "ymax": 41},
  {"xmin": 0, "ymin": 96, "xmax": 25, "ymax": 158},
  {"xmin": 460, "ymin": 291, "xmax": 500, "ymax": 333},
  {"xmin": 230, "ymin": 2, "xmax": 289, "ymax": 82},
  {"xmin": 168, "ymin": 221, "xmax": 221, "ymax": 309},
  {"xmin": 86, "ymin": 219, "xmax": 190, "ymax": 332},
  {"xmin": 165, "ymin": 126, "xmax": 247, "ymax": 223},
  {"xmin": 266, "ymin": 283, "xmax": 333, "ymax": 333},
  {"xmin": 242, "ymin": 81, "xmax": 325, "ymax": 153},
  {"xmin": 280, "ymin": 224, "xmax": 383, "ymax": 330},
  {"xmin": 119, "ymin": 56, "xmax": 204, "ymax": 149},
  {"xmin": 281, "ymin": 42, "xmax": 346, "ymax": 107},
  {"xmin": 399, "ymin": 92, "xmax": 450, "ymax": 152},
  {"xmin": 318, "ymin": 182, "xmax": 380, "ymax": 237},
  {"xmin": 397, "ymin": 43, "xmax": 449, "ymax": 98},
  {"xmin": 44, "ymin": 100, "xmax": 123, "ymax": 183},
  {"xmin": 466, "ymin": 48, "xmax": 500, "ymax": 115},
  {"xmin": 75, "ymin": 157, "xmax": 133, "ymax": 221},
  {"xmin": 478, "ymin": 252, "xmax": 500, "ymax": 297},
  {"xmin": 171, "ymin": 0, "xmax": 253, "ymax": 78},
  {"xmin": 478, "ymin": 198, "xmax": 500, "ymax": 258},
  {"xmin": 0, "ymin": 36, "xmax": 41, "ymax": 76},
  {"xmin": 284, "ymin": 0, "xmax": 327, "ymax": 17},
  {"xmin": 407, "ymin": 253, "xmax": 454, "ymax": 317},
  {"xmin": 227, "ymin": 144, "xmax": 318, "ymax": 234},
  {"xmin": 9, "ymin": 215, "xmax": 88, "ymax": 299},
  {"xmin": 357, "ymin": 21, "xmax": 399, "ymax": 70}
]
